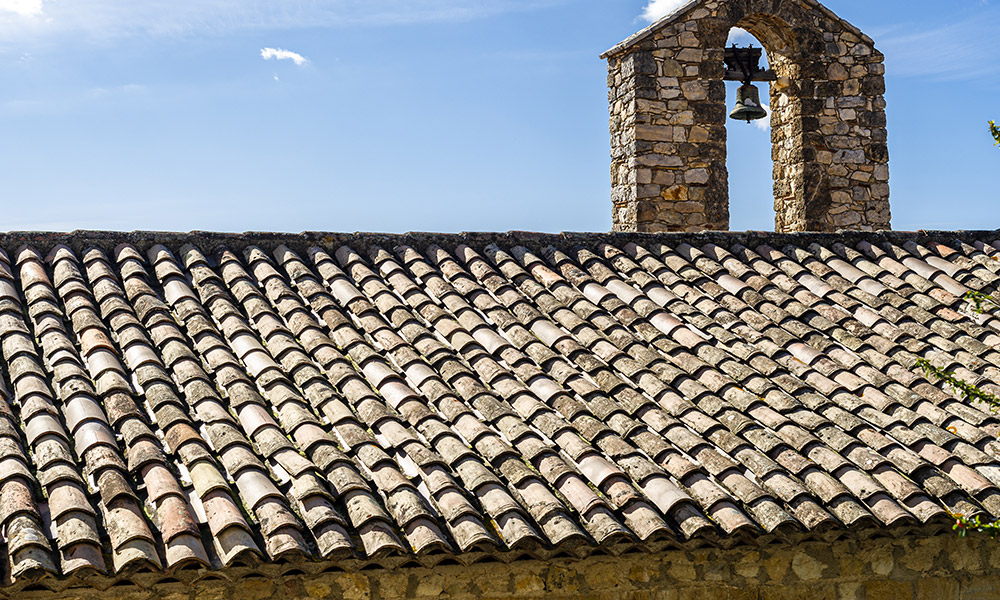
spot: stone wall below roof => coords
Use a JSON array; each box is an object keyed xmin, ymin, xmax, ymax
[
  {"xmin": 15, "ymin": 529, "xmax": 1000, "ymax": 600},
  {"xmin": 606, "ymin": 0, "xmax": 891, "ymax": 233}
]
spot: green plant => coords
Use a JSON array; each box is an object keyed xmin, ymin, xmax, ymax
[
  {"xmin": 953, "ymin": 513, "xmax": 1000, "ymax": 538},
  {"xmin": 916, "ymin": 292, "xmax": 1000, "ymax": 410},
  {"xmin": 964, "ymin": 290, "xmax": 1000, "ymax": 314},
  {"xmin": 922, "ymin": 290, "xmax": 1000, "ymax": 535},
  {"xmin": 916, "ymin": 359, "xmax": 1000, "ymax": 411}
]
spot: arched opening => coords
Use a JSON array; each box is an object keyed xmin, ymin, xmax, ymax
[{"xmin": 724, "ymin": 27, "xmax": 775, "ymax": 230}]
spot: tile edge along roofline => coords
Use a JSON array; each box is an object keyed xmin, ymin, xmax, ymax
[
  {"xmin": 0, "ymin": 520, "xmax": 963, "ymax": 596},
  {"xmin": 0, "ymin": 228, "xmax": 997, "ymax": 592},
  {"xmin": 3, "ymin": 228, "xmax": 999, "ymax": 257}
]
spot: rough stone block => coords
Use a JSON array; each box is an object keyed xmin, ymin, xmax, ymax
[
  {"xmin": 684, "ymin": 169, "xmax": 710, "ymax": 184},
  {"xmin": 635, "ymin": 125, "xmax": 675, "ymax": 142},
  {"xmin": 636, "ymin": 154, "xmax": 683, "ymax": 168},
  {"xmin": 827, "ymin": 63, "xmax": 849, "ymax": 80},
  {"xmin": 680, "ymin": 81, "xmax": 707, "ymax": 101},
  {"xmin": 916, "ymin": 578, "xmax": 959, "ymax": 600},
  {"xmin": 864, "ymin": 580, "xmax": 913, "ymax": 600}
]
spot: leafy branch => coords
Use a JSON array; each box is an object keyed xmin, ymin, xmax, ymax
[
  {"xmin": 915, "ymin": 293, "xmax": 1000, "ymax": 410},
  {"xmin": 916, "ymin": 359, "xmax": 1000, "ymax": 411},
  {"xmin": 954, "ymin": 513, "xmax": 1000, "ymax": 538},
  {"xmin": 963, "ymin": 290, "xmax": 1000, "ymax": 315}
]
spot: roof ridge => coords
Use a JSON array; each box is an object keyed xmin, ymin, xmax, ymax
[{"xmin": 1, "ymin": 229, "xmax": 998, "ymax": 259}]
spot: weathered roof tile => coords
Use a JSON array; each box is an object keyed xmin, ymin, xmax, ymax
[{"xmin": 0, "ymin": 229, "xmax": 994, "ymax": 584}]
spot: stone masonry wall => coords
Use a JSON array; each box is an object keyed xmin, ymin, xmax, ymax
[
  {"xmin": 17, "ymin": 530, "xmax": 1000, "ymax": 600},
  {"xmin": 605, "ymin": 0, "xmax": 890, "ymax": 233}
]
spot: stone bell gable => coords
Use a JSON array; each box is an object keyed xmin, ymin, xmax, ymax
[{"xmin": 603, "ymin": 0, "xmax": 891, "ymax": 233}]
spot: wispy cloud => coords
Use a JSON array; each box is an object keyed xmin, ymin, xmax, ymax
[
  {"xmin": 3, "ymin": 83, "xmax": 147, "ymax": 115},
  {"xmin": 0, "ymin": 0, "xmax": 569, "ymax": 44},
  {"xmin": 88, "ymin": 83, "xmax": 146, "ymax": 99},
  {"xmin": 641, "ymin": 0, "xmax": 691, "ymax": 22},
  {"xmin": 261, "ymin": 47, "xmax": 308, "ymax": 66},
  {"xmin": 877, "ymin": 12, "xmax": 1000, "ymax": 82}
]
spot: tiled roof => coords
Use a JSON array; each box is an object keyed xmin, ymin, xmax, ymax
[{"xmin": 0, "ymin": 229, "xmax": 999, "ymax": 588}]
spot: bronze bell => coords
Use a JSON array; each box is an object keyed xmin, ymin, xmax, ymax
[{"xmin": 730, "ymin": 83, "xmax": 768, "ymax": 123}]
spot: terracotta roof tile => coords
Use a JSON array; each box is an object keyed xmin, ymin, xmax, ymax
[{"xmin": 0, "ymin": 229, "xmax": 994, "ymax": 584}]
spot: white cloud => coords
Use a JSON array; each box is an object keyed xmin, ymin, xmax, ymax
[
  {"xmin": 754, "ymin": 101, "xmax": 771, "ymax": 132},
  {"xmin": 261, "ymin": 47, "xmax": 308, "ymax": 66},
  {"xmin": 641, "ymin": 0, "xmax": 690, "ymax": 22},
  {"xmin": 0, "ymin": 0, "xmax": 43, "ymax": 17}
]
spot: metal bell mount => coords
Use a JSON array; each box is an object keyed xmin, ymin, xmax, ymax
[{"xmin": 724, "ymin": 44, "xmax": 773, "ymax": 124}]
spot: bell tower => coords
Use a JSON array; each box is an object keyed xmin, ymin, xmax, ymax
[{"xmin": 603, "ymin": 0, "xmax": 890, "ymax": 233}]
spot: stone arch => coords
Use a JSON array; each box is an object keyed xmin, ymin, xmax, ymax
[{"xmin": 603, "ymin": 0, "xmax": 890, "ymax": 233}]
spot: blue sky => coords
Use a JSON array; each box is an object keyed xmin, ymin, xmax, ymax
[{"xmin": 0, "ymin": 0, "xmax": 997, "ymax": 233}]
